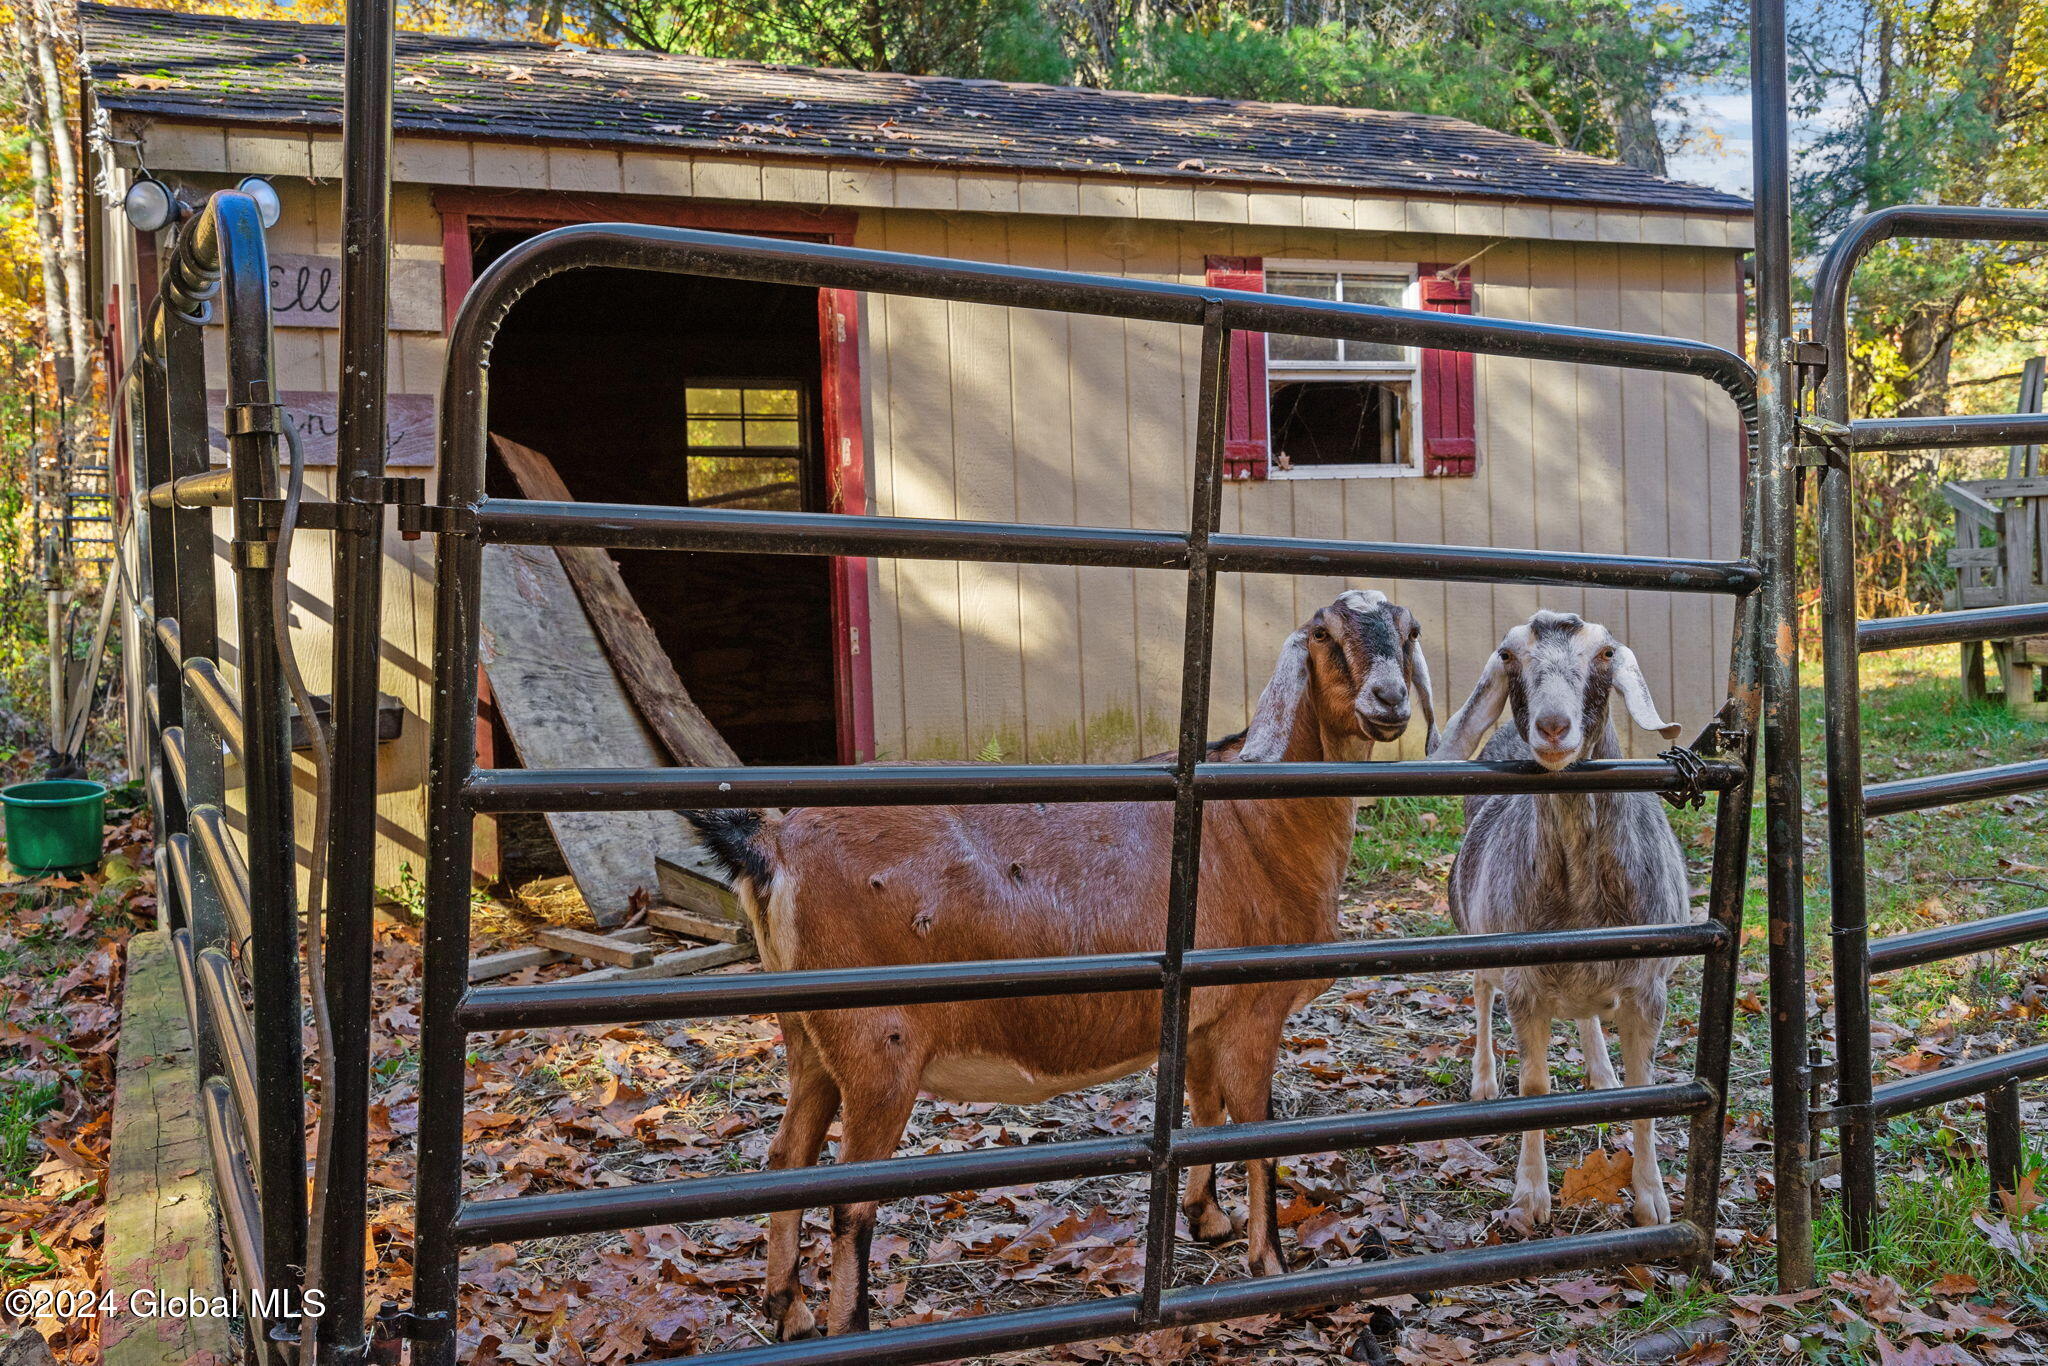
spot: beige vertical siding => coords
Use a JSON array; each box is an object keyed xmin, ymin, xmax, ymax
[{"xmin": 852, "ymin": 215, "xmax": 1747, "ymax": 760}]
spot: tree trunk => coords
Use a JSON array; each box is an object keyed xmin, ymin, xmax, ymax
[
  {"xmin": 29, "ymin": 0, "xmax": 90, "ymax": 394},
  {"xmin": 7, "ymin": 11, "xmax": 70, "ymax": 392}
]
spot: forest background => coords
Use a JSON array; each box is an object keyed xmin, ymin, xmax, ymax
[{"xmin": 1, "ymin": 0, "xmax": 2044, "ymax": 748}]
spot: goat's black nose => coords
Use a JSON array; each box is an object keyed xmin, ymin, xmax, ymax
[
  {"xmin": 1535, "ymin": 714, "xmax": 1571, "ymax": 743},
  {"xmin": 1371, "ymin": 682, "xmax": 1406, "ymax": 710}
]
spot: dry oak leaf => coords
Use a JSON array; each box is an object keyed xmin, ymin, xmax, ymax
[{"xmin": 1557, "ymin": 1148, "xmax": 1632, "ymax": 1207}]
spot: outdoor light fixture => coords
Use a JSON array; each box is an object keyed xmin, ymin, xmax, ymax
[
  {"xmin": 235, "ymin": 175, "xmax": 282, "ymax": 228},
  {"xmin": 120, "ymin": 175, "xmax": 177, "ymax": 233}
]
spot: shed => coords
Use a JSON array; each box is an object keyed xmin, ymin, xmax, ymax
[{"xmin": 80, "ymin": 3, "xmax": 1753, "ymax": 887}]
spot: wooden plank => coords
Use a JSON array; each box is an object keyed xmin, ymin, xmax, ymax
[
  {"xmin": 104, "ymin": 931, "xmax": 237, "ymax": 1366},
  {"xmin": 478, "ymin": 540, "xmax": 718, "ymax": 925},
  {"xmin": 648, "ymin": 904, "xmax": 751, "ymax": 944},
  {"xmin": 1618, "ymin": 245, "xmax": 1674, "ymax": 755},
  {"xmin": 491, "ymin": 434, "xmax": 741, "ymax": 769},
  {"xmin": 469, "ymin": 925, "xmax": 658, "ymax": 982},
  {"xmin": 535, "ymin": 926, "xmax": 657, "ymax": 968},
  {"xmin": 656, "ymin": 854, "xmax": 745, "ymax": 922},
  {"xmin": 575, "ymin": 941, "xmax": 755, "ymax": 984}
]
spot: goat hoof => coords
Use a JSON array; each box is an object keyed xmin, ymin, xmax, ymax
[
  {"xmin": 1185, "ymin": 1206, "xmax": 1237, "ymax": 1243},
  {"xmin": 1632, "ymin": 1184, "xmax": 1671, "ymax": 1226},
  {"xmin": 1249, "ymin": 1246, "xmax": 1286, "ymax": 1277},
  {"xmin": 1470, "ymin": 1076, "xmax": 1500, "ymax": 1102},
  {"xmin": 775, "ymin": 1304, "xmax": 818, "ymax": 1341},
  {"xmin": 1506, "ymin": 1190, "xmax": 1551, "ymax": 1231}
]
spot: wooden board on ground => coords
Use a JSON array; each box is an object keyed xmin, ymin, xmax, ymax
[
  {"xmin": 479, "ymin": 541, "xmax": 731, "ymax": 925},
  {"xmin": 648, "ymin": 903, "xmax": 750, "ymax": 944},
  {"xmin": 104, "ymin": 930, "xmax": 237, "ymax": 1366},
  {"xmin": 576, "ymin": 941, "xmax": 754, "ymax": 983},
  {"xmin": 535, "ymin": 926, "xmax": 657, "ymax": 968},
  {"xmin": 469, "ymin": 925, "xmax": 656, "ymax": 982},
  {"xmin": 657, "ymin": 854, "xmax": 746, "ymax": 924}
]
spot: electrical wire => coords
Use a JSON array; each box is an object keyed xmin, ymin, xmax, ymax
[{"xmin": 271, "ymin": 417, "xmax": 339, "ymax": 1351}]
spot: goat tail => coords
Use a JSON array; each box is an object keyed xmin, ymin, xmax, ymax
[{"xmin": 682, "ymin": 808, "xmax": 779, "ymax": 896}]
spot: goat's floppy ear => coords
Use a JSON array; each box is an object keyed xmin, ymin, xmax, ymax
[
  {"xmin": 1405, "ymin": 633, "xmax": 1439, "ymax": 753},
  {"xmin": 1431, "ymin": 651, "xmax": 1509, "ymax": 760},
  {"xmin": 1241, "ymin": 628, "xmax": 1309, "ymax": 762},
  {"xmin": 1612, "ymin": 644, "xmax": 1682, "ymax": 741}
]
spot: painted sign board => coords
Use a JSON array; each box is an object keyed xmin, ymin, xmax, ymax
[
  {"xmin": 203, "ymin": 254, "xmax": 442, "ymax": 332},
  {"xmin": 207, "ymin": 390, "xmax": 438, "ymax": 468}
]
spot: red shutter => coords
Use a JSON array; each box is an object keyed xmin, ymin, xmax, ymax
[
  {"xmin": 1205, "ymin": 256, "xmax": 1267, "ymax": 480},
  {"xmin": 1418, "ymin": 265, "xmax": 1477, "ymax": 477}
]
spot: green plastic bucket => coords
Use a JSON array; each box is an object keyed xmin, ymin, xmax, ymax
[{"xmin": 2, "ymin": 779, "xmax": 107, "ymax": 876}]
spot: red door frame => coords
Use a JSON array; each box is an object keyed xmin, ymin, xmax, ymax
[{"xmin": 434, "ymin": 189, "xmax": 876, "ymax": 764}]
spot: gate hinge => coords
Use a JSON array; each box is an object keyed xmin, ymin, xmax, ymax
[
  {"xmin": 223, "ymin": 401, "xmax": 286, "ymax": 437},
  {"xmin": 376, "ymin": 1305, "xmax": 451, "ymax": 1340}
]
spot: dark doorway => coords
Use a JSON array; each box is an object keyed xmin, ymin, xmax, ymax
[{"xmin": 477, "ymin": 228, "xmax": 841, "ymax": 767}]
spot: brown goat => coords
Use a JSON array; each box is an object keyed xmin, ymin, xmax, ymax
[{"xmin": 686, "ymin": 589, "xmax": 1437, "ymax": 1339}]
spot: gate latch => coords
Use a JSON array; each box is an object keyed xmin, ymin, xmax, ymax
[
  {"xmin": 350, "ymin": 476, "xmax": 472, "ymax": 540},
  {"xmin": 1794, "ymin": 417, "xmax": 1851, "ymax": 469}
]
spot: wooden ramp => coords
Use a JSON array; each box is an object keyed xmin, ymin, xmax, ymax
[{"xmin": 478, "ymin": 541, "xmax": 733, "ymax": 926}]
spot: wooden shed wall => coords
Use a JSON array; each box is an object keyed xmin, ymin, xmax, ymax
[
  {"xmin": 853, "ymin": 215, "xmax": 1745, "ymax": 763},
  {"xmin": 106, "ymin": 146, "xmax": 1743, "ymax": 883}
]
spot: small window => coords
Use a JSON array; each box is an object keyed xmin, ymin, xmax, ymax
[
  {"xmin": 683, "ymin": 382, "xmax": 807, "ymax": 511},
  {"xmin": 1264, "ymin": 265, "xmax": 1419, "ymax": 476}
]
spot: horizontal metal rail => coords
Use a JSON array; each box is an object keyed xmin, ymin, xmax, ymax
[
  {"xmin": 196, "ymin": 945, "xmax": 265, "ymax": 1174},
  {"xmin": 199, "ymin": 1079, "xmax": 271, "ymax": 1346},
  {"xmin": 458, "ymin": 1136, "xmax": 1151, "ymax": 1243},
  {"xmin": 1849, "ymin": 412, "xmax": 2048, "ymax": 452},
  {"xmin": 457, "ymin": 922, "xmax": 1724, "ymax": 1032},
  {"xmin": 471, "ymin": 225, "xmax": 1759, "ymax": 404},
  {"xmin": 154, "ymin": 614, "xmax": 181, "ymax": 664},
  {"xmin": 147, "ymin": 468, "xmax": 237, "ymax": 510},
  {"xmin": 477, "ymin": 500, "xmax": 1762, "ymax": 595},
  {"xmin": 626, "ymin": 1223, "xmax": 1702, "ymax": 1366},
  {"xmin": 464, "ymin": 757, "xmax": 1744, "ymax": 814},
  {"xmin": 1863, "ymin": 757, "xmax": 2048, "ymax": 817},
  {"xmin": 1166, "ymin": 1079, "xmax": 1712, "ymax": 1164},
  {"xmin": 187, "ymin": 805, "xmax": 256, "ymax": 952},
  {"xmin": 1858, "ymin": 602, "xmax": 2048, "ymax": 652},
  {"xmin": 1872, "ymin": 1040, "xmax": 2048, "ymax": 1119},
  {"xmin": 456, "ymin": 1079, "xmax": 1712, "ymax": 1246},
  {"xmin": 162, "ymin": 727, "xmax": 188, "ymax": 801},
  {"xmin": 1869, "ymin": 903, "xmax": 2048, "ymax": 974},
  {"xmin": 183, "ymin": 658, "xmax": 247, "ymax": 760}
]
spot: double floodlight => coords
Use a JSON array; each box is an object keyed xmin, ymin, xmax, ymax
[{"xmin": 121, "ymin": 174, "xmax": 283, "ymax": 232}]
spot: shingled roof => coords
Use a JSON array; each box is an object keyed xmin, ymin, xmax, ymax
[{"xmin": 80, "ymin": 3, "xmax": 1750, "ymax": 214}]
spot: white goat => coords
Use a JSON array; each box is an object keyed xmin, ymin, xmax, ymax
[{"xmin": 1431, "ymin": 610, "xmax": 1689, "ymax": 1230}]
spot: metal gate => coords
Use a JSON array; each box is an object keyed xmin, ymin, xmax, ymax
[
  {"xmin": 122, "ymin": 189, "xmax": 308, "ymax": 1363},
  {"xmin": 1799, "ymin": 205, "xmax": 2048, "ymax": 1269},
  {"xmin": 401, "ymin": 226, "xmax": 1766, "ymax": 1365}
]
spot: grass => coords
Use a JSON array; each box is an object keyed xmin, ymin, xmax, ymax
[{"xmin": 0, "ymin": 1077, "xmax": 60, "ymax": 1191}]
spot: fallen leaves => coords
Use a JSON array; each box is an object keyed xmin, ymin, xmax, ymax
[{"xmin": 1556, "ymin": 1148, "xmax": 1632, "ymax": 1207}]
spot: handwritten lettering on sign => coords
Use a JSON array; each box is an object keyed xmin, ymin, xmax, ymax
[
  {"xmin": 202, "ymin": 255, "xmax": 442, "ymax": 332},
  {"xmin": 206, "ymin": 391, "xmax": 438, "ymax": 468}
]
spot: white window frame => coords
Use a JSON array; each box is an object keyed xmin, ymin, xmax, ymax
[{"xmin": 1263, "ymin": 260, "xmax": 1424, "ymax": 479}]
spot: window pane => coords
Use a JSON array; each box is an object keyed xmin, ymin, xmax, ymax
[
  {"xmin": 686, "ymin": 454, "xmax": 803, "ymax": 510},
  {"xmin": 744, "ymin": 387, "xmax": 800, "ymax": 416},
  {"xmin": 1340, "ymin": 274, "xmax": 1409, "ymax": 363},
  {"xmin": 687, "ymin": 387, "xmax": 742, "ymax": 416},
  {"xmin": 687, "ymin": 418, "xmax": 744, "ymax": 447},
  {"xmin": 746, "ymin": 419, "xmax": 802, "ymax": 449},
  {"xmin": 1267, "ymin": 272, "xmax": 1342, "ymax": 362},
  {"xmin": 1270, "ymin": 379, "xmax": 1406, "ymax": 468}
]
